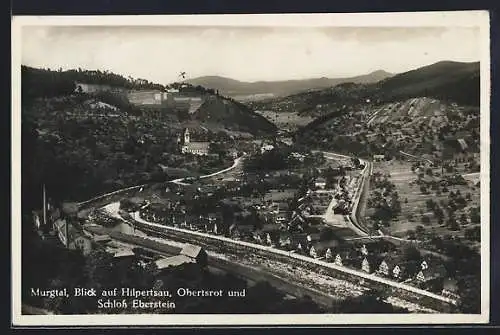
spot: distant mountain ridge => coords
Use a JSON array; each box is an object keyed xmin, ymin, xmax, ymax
[
  {"xmin": 254, "ymin": 61, "xmax": 480, "ymax": 117},
  {"xmin": 186, "ymin": 70, "xmax": 394, "ymax": 98}
]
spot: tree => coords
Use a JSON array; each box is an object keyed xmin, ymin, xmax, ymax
[
  {"xmin": 448, "ymin": 216, "xmax": 460, "ymax": 231},
  {"xmin": 403, "ymin": 245, "xmax": 421, "ymax": 261},
  {"xmin": 319, "ymin": 227, "xmax": 335, "ymax": 241},
  {"xmin": 407, "ymin": 230, "xmax": 417, "ymax": 240},
  {"xmin": 336, "ymin": 289, "xmax": 408, "ymax": 313},
  {"xmin": 464, "ymin": 226, "xmax": 480, "ymax": 242},
  {"xmin": 470, "ymin": 207, "xmax": 480, "ymax": 224},
  {"xmin": 416, "ymin": 225, "xmax": 425, "ymax": 236},
  {"xmin": 460, "ymin": 214, "xmax": 468, "ymax": 226},
  {"xmin": 458, "ymin": 275, "xmax": 481, "ymax": 313},
  {"xmin": 421, "ymin": 215, "xmax": 431, "ymax": 225},
  {"xmin": 420, "ymin": 185, "xmax": 428, "ymax": 194},
  {"xmin": 42, "ymin": 278, "xmax": 69, "ymax": 312},
  {"xmin": 84, "ymin": 249, "xmax": 115, "ymax": 290}
]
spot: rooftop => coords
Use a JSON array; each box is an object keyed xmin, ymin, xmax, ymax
[
  {"xmin": 155, "ymin": 255, "xmax": 194, "ymax": 269},
  {"xmin": 180, "ymin": 244, "xmax": 203, "ymax": 259}
]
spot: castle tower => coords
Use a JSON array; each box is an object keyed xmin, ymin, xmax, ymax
[{"xmin": 184, "ymin": 128, "xmax": 190, "ymax": 144}]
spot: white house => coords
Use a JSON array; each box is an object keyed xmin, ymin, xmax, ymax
[
  {"xmin": 261, "ymin": 144, "xmax": 275, "ymax": 154},
  {"xmin": 314, "ymin": 177, "xmax": 327, "ymax": 189}
]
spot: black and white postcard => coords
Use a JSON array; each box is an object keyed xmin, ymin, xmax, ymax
[{"xmin": 11, "ymin": 11, "xmax": 491, "ymax": 326}]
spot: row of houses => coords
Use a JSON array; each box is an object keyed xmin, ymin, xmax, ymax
[
  {"xmin": 305, "ymin": 238, "xmax": 459, "ymax": 298},
  {"xmin": 137, "ymin": 204, "xmax": 459, "ymax": 298},
  {"xmin": 42, "ymin": 204, "xmax": 209, "ymax": 274}
]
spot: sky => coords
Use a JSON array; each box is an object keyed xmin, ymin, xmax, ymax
[{"xmin": 21, "ymin": 25, "xmax": 480, "ymax": 84}]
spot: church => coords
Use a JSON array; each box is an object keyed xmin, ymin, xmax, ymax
[{"xmin": 179, "ymin": 128, "xmax": 210, "ymax": 156}]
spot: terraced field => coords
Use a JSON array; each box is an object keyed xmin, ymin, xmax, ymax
[{"xmin": 366, "ymin": 97, "xmax": 448, "ymax": 127}]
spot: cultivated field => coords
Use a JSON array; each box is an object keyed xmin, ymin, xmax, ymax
[
  {"xmin": 367, "ymin": 97, "xmax": 447, "ymax": 127},
  {"xmin": 367, "ymin": 159, "xmax": 481, "ymax": 240}
]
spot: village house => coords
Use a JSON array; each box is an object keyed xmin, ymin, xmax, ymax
[
  {"xmin": 334, "ymin": 251, "xmax": 348, "ymax": 266},
  {"xmin": 278, "ymin": 231, "xmax": 292, "ymax": 248},
  {"xmin": 227, "ymin": 148, "xmax": 240, "ymax": 159},
  {"xmin": 252, "ymin": 230, "xmax": 264, "ymax": 244},
  {"xmin": 106, "ymin": 247, "xmax": 136, "ymax": 260},
  {"xmin": 391, "ymin": 261, "xmax": 420, "ymax": 281},
  {"xmin": 314, "ymin": 177, "xmax": 327, "ymax": 190},
  {"xmin": 265, "ymin": 231, "xmax": 280, "ymax": 246},
  {"xmin": 334, "ymin": 249, "xmax": 360, "ymax": 267},
  {"xmin": 306, "ymin": 232, "xmax": 322, "ymax": 245},
  {"xmin": 356, "ymin": 239, "xmax": 397, "ymax": 256},
  {"xmin": 155, "ymin": 254, "xmax": 195, "ymax": 271},
  {"xmin": 207, "ymin": 212, "xmax": 222, "ymax": 226},
  {"xmin": 441, "ymin": 278, "xmax": 460, "ymax": 300},
  {"xmin": 378, "ymin": 255, "xmax": 403, "ymax": 277},
  {"xmin": 288, "ymin": 233, "xmax": 309, "ymax": 253},
  {"xmin": 309, "ymin": 240, "xmax": 340, "ymax": 260},
  {"xmin": 290, "ymin": 152, "xmax": 305, "ymax": 162},
  {"xmin": 181, "ymin": 244, "xmax": 208, "ymax": 266},
  {"xmin": 419, "ymin": 256, "xmax": 443, "ymax": 271},
  {"xmin": 171, "ymin": 212, "xmax": 187, "ymax": 228},
  {"xmin": 153, "ymin": 244, "xmax": 207, "ymax": 272},
  {"xmin": 296, "ymin": 241, "xmax": 307, "ymax": 254},
  {"xmin": 53, "ymin": 218, "xmax": 93, "ymax": 256},
  {"xmin": 361, "ymin": 254, "xmax": 383, "ymax": 274},
  {"xmin": 373, "ymin": 154, "xmax": 386, "ymax": 162},
  {"xmin": 198, "ymin": 212, "xmax": 222, "ymax": 233},
  {"xmin": 189, "ymin": 216, "xmax": 206, "ymax": 231},
  {"xmin": 229, "ymin": 223, "xmax": 254, "ymax": 240},
  {"xmin": 275, "ymin": 211, "xmax": 289, "ymax": 227},
  {"xmin": 255, "ymin": 224, "xmax": 281, "ymax": 246},
  {"xmin": 416, "ymin": 264, "xmax": 448, "ymax": 284},
  {"xmin": 260, "ymin": 143, "xmax": 275, "ymax": 154}
]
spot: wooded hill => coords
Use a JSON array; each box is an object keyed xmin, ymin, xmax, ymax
[{"xmin": 253, "ymin": 61, "xmax": 480, "ymax": 116}]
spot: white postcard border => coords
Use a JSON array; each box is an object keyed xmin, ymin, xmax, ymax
[{"xmin": 11, "ymin": 11, "xmax": 491, "ymax": 326}]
